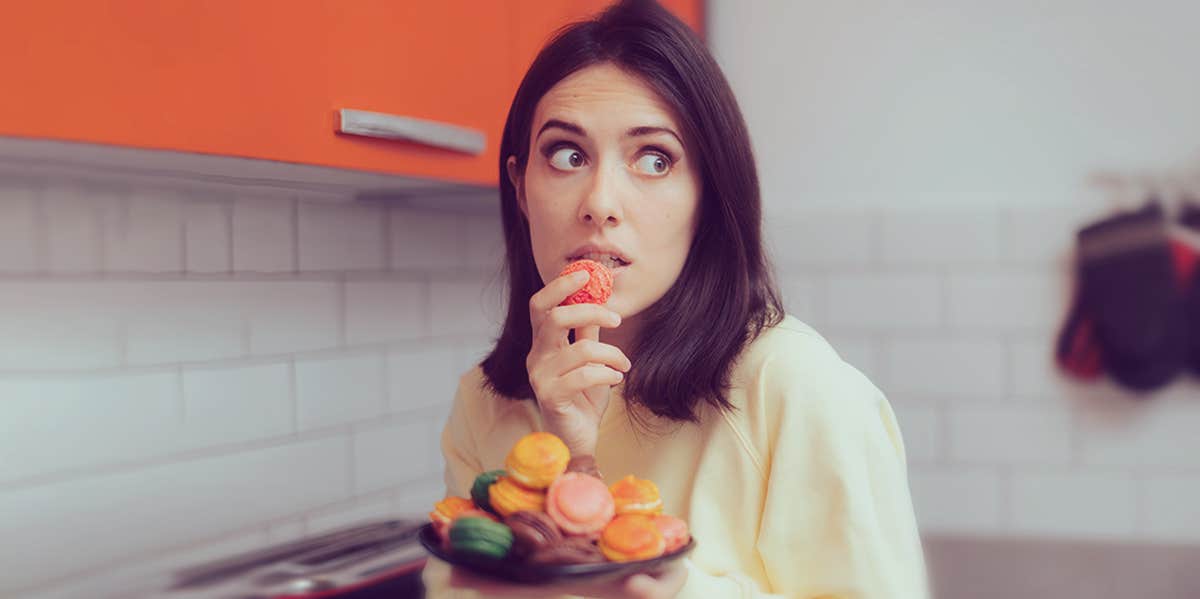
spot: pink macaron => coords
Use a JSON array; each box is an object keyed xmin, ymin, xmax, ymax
[
  {"xmin": 653, "ymin": 514, "xmax": 690, "ymax": 553},
  {"xmin": 546, "ymin": 472, "xmax": 615, "ymax": 537}
]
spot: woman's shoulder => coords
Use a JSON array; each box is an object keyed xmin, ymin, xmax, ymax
[
  {"xmin": 731, "ymin": 313, "xmax": 886, "ymax": 422},
  {"xmin": 451, "ymin": 363, "xmax": 537, "ymax": 429}
]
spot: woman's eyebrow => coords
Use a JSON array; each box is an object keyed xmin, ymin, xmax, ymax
[
  {"xmin": 536, "ymin": 120, "xmax": 682, "ymax": 147},
  {"xmin": 536, "ymin": 119, "xmax": 586, "ymax": 140},
  {"xmin": 626, "ymin": 126, "xmax": 682, "ymax": 146}
]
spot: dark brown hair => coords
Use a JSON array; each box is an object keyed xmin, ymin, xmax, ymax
[{"xmin": 481, "ymin": 0, "xmax": 782, "ymax": 422}]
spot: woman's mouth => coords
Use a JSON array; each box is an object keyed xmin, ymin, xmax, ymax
[{"xmin": 569, "ymin": 252, "xmax": 630, "ymax": 274}]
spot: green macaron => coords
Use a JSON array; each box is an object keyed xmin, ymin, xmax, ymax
[
  {"xmin": 471, "ymin": 470, "xmax": 506, "ymax": 515},
  {"xmin": 449, "ymin": 516, "xmax": 513, "ymax": 560}
]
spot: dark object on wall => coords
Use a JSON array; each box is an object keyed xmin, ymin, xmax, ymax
[
  {"xmin": 1066, "ymin": 202, "xmax": 1188, "ymax": 392},
  {"xmin": 1181, "ymin": 200, "xmax": 1200, "ymax": 375}
]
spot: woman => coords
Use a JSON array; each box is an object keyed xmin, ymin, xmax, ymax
[{"xmin": 424, "ymin": 1, "xmax": 928, "ymax": 597}]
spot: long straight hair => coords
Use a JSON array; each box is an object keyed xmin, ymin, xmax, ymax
[{"xmin": 481, "ymin": 0, "xmax": 783, "ymax": 422}]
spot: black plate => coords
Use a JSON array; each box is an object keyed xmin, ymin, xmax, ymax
[{"xmin": 418, "ymin": 523, "xmax": 695, "ymax": 585}]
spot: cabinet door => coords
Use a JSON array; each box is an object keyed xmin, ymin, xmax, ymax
[{"xmin": 0, "ymin": 1, "xmax": 512, "ymax": 186}]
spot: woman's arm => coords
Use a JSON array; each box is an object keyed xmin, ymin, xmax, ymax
[{"xmin": 679, "ymin": 359, "xmax": 930, "ymax": 599}]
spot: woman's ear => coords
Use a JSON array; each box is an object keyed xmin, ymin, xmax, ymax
[{"xmin": 506, "ymin": 155, "xmax": 527, "ymax": 218}]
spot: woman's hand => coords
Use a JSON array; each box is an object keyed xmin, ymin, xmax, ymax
[
  {"xmin": 448, "ymin": 562, "xmax": 688, "ymax": 599},
  {"xmin": 527, "ymin": 269, "xmax": 630, "ymax": 456}
]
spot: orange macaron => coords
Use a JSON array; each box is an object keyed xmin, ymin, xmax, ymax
[
  {"xmin": 599, "ymin": 514, "xmax": 666, "ymax": 562},
  {"xmin": 653, "ymin": 514, "xmax": 690, "ymax": 553},
  {"xmin": 505, "ymin": 432, "xmax": 571, "ymax": 490},
  {"xmin": 609, "ymin": 475, "xmax": 664, "ymax": 515},
  {"xmin": 429, "ymin": 496, "xmax": 475, "ymax": 540},
  {"xmin": 488, "ymin": 475, "xmax": 547, "ymax": 517}
]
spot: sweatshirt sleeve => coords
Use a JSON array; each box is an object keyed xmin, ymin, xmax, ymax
[
  {"xmin": 440, "ymin": 368, "xmax": 487, "ymax": 498},
  {"xmin": 678, "ymin": 356, "xmax": 930, "ymax": 599},
  {"xmin": 423, "ymin": 368, "xmax": 488, "ymax": 599}
]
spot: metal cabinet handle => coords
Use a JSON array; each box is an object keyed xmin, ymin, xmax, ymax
[{"xmin": 336, "ymin": 108, "xmax": 486, "ymax": 156}]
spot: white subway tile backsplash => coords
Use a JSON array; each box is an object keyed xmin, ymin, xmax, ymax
[
  {"xmin": 884, "ymin": 338, "xmax": 1006, "ymax": 398},
  {"xmin": 1010, "ymin": 471, "xmax": 1137, "ymax": 538},
  {"xmin": 826, "ymin": 274, "xmax": 941, "ymax": 329},
  {"xmin": 182, "ymin": 363, "xmax": 292, "ymax": 447},
  {"xmin": 395, "ymin": 476, "xmax": 449, "ymax": 515},
  {"xmin": 245, "ymin": 281, "xmax": 340, "ymax": 355},
  {"xmin": 1009, "ymin": 336, "xmax": 1077, "ymax": 400},
  {"xmin": 43, "ymin": 183, "xmax": 102, "ymax": 273},
  {"xmin": 430, "ymin": 279, "xmax": 502, "ymax": 337},
  {"xmin": 909, "ymin": 467, "xmax": 1003, "ymax": 533},
  {"xmin": 353, "ymin": 420, "xmax": 441, "ymax": 495},
  {"xmin": 821, "ymin": 333, "xmax": 880, "ymax": 382},
  {"xmin": 0, "ymin": 436, "xmax": 349, "ymax": 595},
  {"xmin": 0, "ymin": 282, "xmax": 123, "ymax": 370},
  {"xmin": 306, "ymin": 495, "xmax": 401, "ymax": 534},
  {"xmin": 1144, "ymin": 475, "xmax": 1200, "ymax": 542},
  {"xmin": 0, "ymin": 373, "xmax": 179, "ymax": 483},
  {"xmin": 890, "ymin": 402, "xmax": 941, "ymax": 464},
  {"xmin": 0, "ymin": 182, "xmax": 38, "ymax": 272},
  {"xmin": 947, "ymin": 272, "xmax": 1065, "ymax": 330},
  {"xmin": 1001, "ymin": 208, "xmax": 1080, "ymax": 265},
  {"xmin": 880, "ymin": 211, "xmax": 1000, "ymax": 265},
  {"xmin": 948, "ymin": 405, "xmax": 1072, "ymax": 465},
  {"xmin": 462, "ymin": 214, "xmax": 505, "ymax": 270},
  {"xmin": 298, "ymin": 202, "xmax": 385, "ymax": 271},
  {"xmin": 184, "ymin": 198, "xmax": 231, "ymax": 273},
  {"xmin": 779, "ymin": 275, "xmax": 824, "ymax": 327},
  {"xmin": 102, "ymin": 190, "xmax": 183, "ymax": 272},
  {"xmin": 233, "ymin": 197, "xmax": 294, "ymax": 272},
  {"xmin": 766, "ymin": 212, "xmax": 873, "ymax": 266},
  {"xmin": 125, "ymin": 282, "xmax": 244, "ymax": 365},
  {"xmin": 391, "ymin": 208, "xmax": 463, "ymax": 270},
  {"xmin": 345, "ymin": 281, "xmax": 425, "ymax": 345},
  {"xmin": 388, "ymin": 346, "xmax": 459, "ymax": 412},
  {"xmin": 295, "ymin": 353, "xmax": 385, "ymax": 431},
  {"xmin": 1078, "ymin": 399, "xmax": 1200, "ymax": 469}
]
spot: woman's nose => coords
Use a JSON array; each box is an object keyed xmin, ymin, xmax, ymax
[{"xmin": 578, "ymin": 165, "xmax": 624, "ymax": 226}]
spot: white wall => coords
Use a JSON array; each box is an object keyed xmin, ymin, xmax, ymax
[
  {"xmin": 0, "ymin": 176, "xmax": 503, "ymax": 597},
  {"xmin": 710, "ymin": 0, "xmax": 1200, "ymax": 544}
]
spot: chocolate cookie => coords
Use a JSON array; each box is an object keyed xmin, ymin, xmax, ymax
[
  {"xmin": 504, "ymin": 510, "xmax": 562, "ymax": 559},
  {"xmin": 528, "ymin": 536, "xmax": 607, "ymax": 565}
]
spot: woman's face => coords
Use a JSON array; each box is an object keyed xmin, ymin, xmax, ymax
[{"xmin": 508, "ymin": 63, "xmax": 701, "ymax": 322}]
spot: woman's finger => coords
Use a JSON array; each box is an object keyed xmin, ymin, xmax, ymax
[
  {"xmin": 531, "ymin": 303, "xmax": 621, "ymax": 350},
  {"xmin": 529, "ymin": 270, "xmax": 590, "ymax": 323},
  {"xmin": 545, "ymin": 339, "xmax": 631, "ymax": 376}
]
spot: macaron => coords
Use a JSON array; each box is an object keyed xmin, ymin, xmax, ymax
[
  {"xmin": 558, "ymin": 259, "xmax": 614, "ymax": 306},
  {"xmin": 505, "ymin": 432, "xmax": 570, "ymax": 490},
  {"xmin": 471, "ymin": 469, "xmax": 506, "ymax": 515},
  {"xmin": 429, "ymin": 496, "xmax": 475, "ymax": 540},
  {"xmin": 599, "ymin": 514, "xmax": 666, "ymax": 562},
  {"xmin": 546, "ymin": 472, "xmax": 615, "ymax": 538},
  {"xmin": 653, "ymin": 514, "xmax": 690, "ymax": 553},
  {"xmin": 488, "ymin": 475, "xmax": 547, "ymax": 517},
  {"xmin": 609, "ymin": 475, "xmax": 664, "ymax": 515},
  {"xmin": 529, "ymin": 536, "xmax": 607, "ymax": 565},
  {"xmin": 504, "ymin": 510, "xmax": 563, "ymax": 559},
  {"xmin": 448, "ymin": 516, "xmax": 513, "ymax": 560}
]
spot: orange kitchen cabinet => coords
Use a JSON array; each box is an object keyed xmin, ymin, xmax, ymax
[{"xmin": 0, "ymin": 1, "xmax": 513, "ymax": 187}]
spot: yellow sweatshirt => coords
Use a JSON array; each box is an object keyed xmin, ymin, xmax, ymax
[{"xmin": 423, "ymin": 315, "xmax": 930, "ymax": 598}]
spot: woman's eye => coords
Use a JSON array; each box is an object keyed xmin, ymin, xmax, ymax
[
  {"xmin": 634, "ymin": 152, "xmax": 672, "ymax": 176},
  {"xmin": 548, "ymin": 147, "xmax": 586, "ymax": 170}
]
